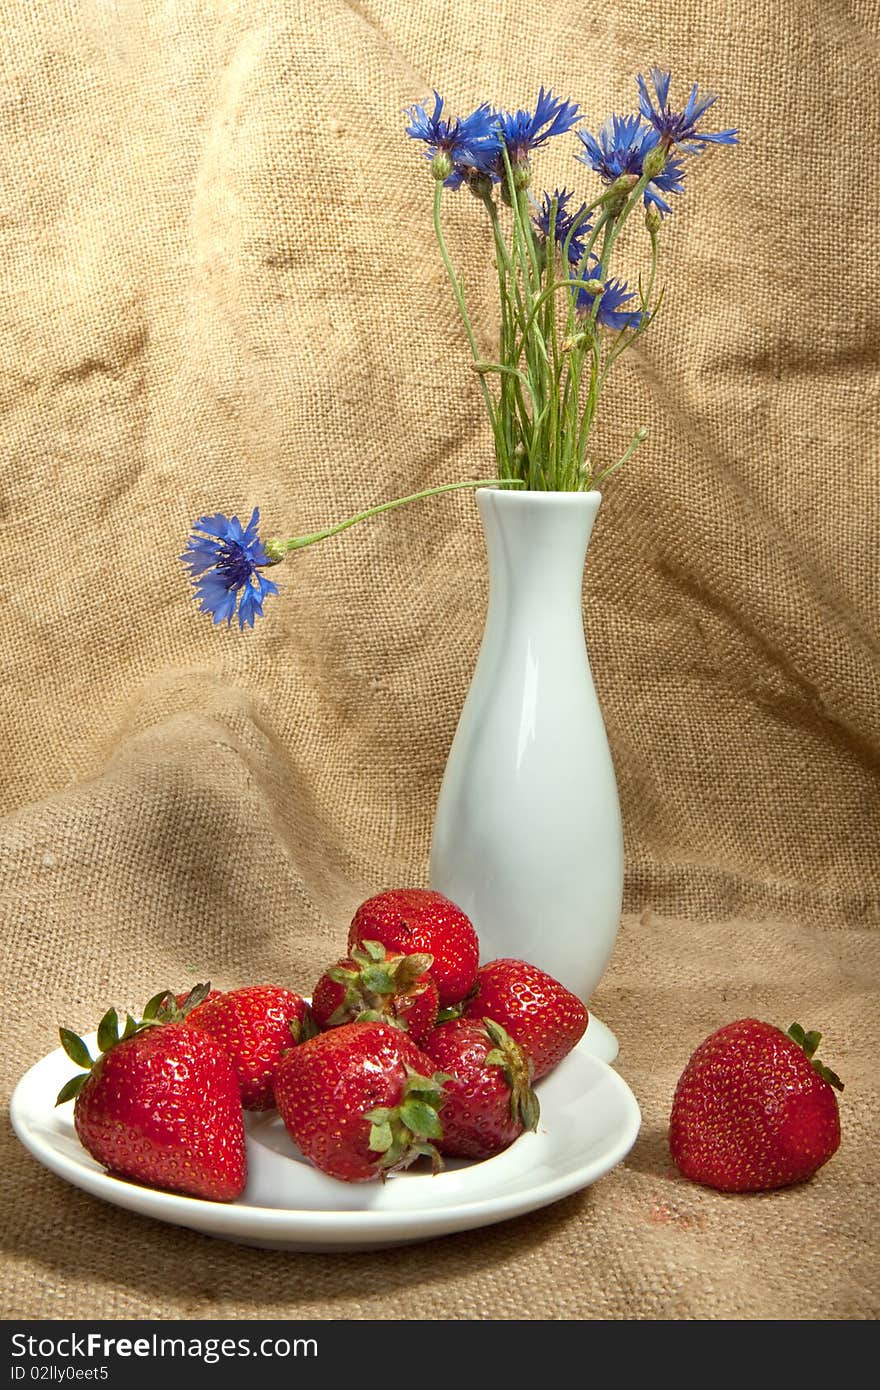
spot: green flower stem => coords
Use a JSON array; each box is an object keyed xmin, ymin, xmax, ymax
[
  {"xmin": 268, "ymin": 479, "xmax": 524, "ymax": 555},
  {"xmin": 590, "ymin": 172, "xmax": 652, "ymax": 297},
  {"xmin": 570, "ymin": 353, "xmax": 587, "ymax": 487},
  {"xmin": 575, "ymin": 217, "xmax": 615, "ymax": 465},
  {"xmin": 483, "ymin": 192, "xmax": 523, "ymax": 320},
  {"xmin": 516, "ymin": 187, "xmax": 541, "ymax": 289},
  {"xmin": 432, "ymin": 182, "xmax": 505, "ymax": 468},
  {"xmin": 577, "ymin": 180, "xmax": 656, "ymax": 469},
  {"xmin": 593, "ymin": 426, "xmax": 649, "ymax": 485},
  {"xmin": 576, "ymin": 176, "xmax": 649, "ymax": 472},
  {"xmin": 577, "ymin": 342, "xmax": 603, "ymax": 470},
  {"xmin": 514, "ymin": 185, "xmax": 549, "ymax": 387},
  {"xmin": 511, "ymin": 373, "xmax": 533, "ymax": 474},
  {"xmin": 545, "ymin": 197, "xmax": 560, "ymax": 491},
  {"xmin": 586, "ymin": 218, "xmax": 618, "ymax": 330},
  {"xmin": 500, "ymin": 146, "xmax": 535, "ymax": 313},
  {"xmin": 474, "ymin": 360, "xmax": 535, "ymax": 397},
  {"xmin": 511, "ymin": 275, "xmax": 611, "ymax": 364},
  {"xmin": 481, "ymin": 193, "xmax": 521, "ymax": 476},
  {"xmin": 564, "ymin": 207, "xmax": 614, "ymax": 336},
  {"xmin": 488, "ymin": 172, "xmax": 531, "ymax": 466},
  {"xmin": 597, "ymin": 229, "xmax": 661, "ymax": 392},
  {"xmin": 644, "ymin": 226, "xmax": 660, "ymax": 307},
  {"xmin": 499, "ymin": 144, "xmax": 548, "ymax": 488},
  {"xmin": 560, "ymin": 193, "xmax": 609, "ymax": 268}
]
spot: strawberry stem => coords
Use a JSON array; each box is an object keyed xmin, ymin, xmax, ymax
[
  {"xmin": 787, "ymin": 1022, "xmax": 845, "ymax": 1092},
  {"xmin": 324, "ymin": 944, "xmax": 434, "ymax": 1032},
  {"xmin": 364, "ymin": 1066, "xmax": 449, "ymax": 1176},
  {"xmin": 483, "ymin": 1017, "xmax": 540, "ymax": 1131}
]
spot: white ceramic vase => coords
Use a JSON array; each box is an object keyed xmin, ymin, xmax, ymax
[{"xmin": 429, "ymin": 487, "xmax": 624, "ymax": 1004}]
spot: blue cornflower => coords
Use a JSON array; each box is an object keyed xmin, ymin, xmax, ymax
[
  {"xmin": 181, "ymin": 508, "xmax": 279, "ymax": 629},
  {"xmin": 494, "ymin": 88, "xmax": 580, "ymax": 163},
  {"xmin": 637, "ymin": 67, "xmax": 738, "ymax": 152},
  {"xmin": 576, "ymin": 114, "xmax": 685, "ymax": 215},
  {"xmin": 533, "ymin": 188, "xmax": 592, "ymax": 262},
  {"xmin": 575, "ymin": 263, "xmax": 644, "ymax": 332},
  {"xmin": 405, "ymin": 91, "xmax": 498, "ymax": 185}
]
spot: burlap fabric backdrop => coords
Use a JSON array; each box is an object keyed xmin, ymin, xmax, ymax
[{"xmin": 1, "ymin": 0, "xmax": 877, "ymax": 1321}]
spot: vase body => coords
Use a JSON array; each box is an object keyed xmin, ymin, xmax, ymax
[{"xmin": 429, "ymin": 488, "xmax": 624, "ymax": 1003}]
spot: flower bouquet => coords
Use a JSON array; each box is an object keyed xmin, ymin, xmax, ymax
[
  {"xmin": 182, "ymin": 67, "xmax": 736, "ymax": 628},
  {"xmin": 180, "ymin": 68, "xmax": 736, "ymax": 1005}
]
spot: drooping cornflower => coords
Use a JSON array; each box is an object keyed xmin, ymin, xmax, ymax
[
  {"xmin": 576, "ymin": 113, "xmax": 686, "ymax": 215},
  {"xmin": 404, "ymin": 91, "xmax": 498, "ymax": 186},
  {"xmin": 493, "ymin": 88, "xmax": 580, "ymax": 166},
  {"xmin": 575, "ymin": 263, "xmax": 644, "ymax": 332},
  {"xmin": 181, "ymin": 509, "xmax": 279, "ymax": 629},
  {"xmin": 637, "ymin": 67, "xmax": 738, "ymax": 152},
  {"xmin": 532, "ymin": 188, "xmax": 592, "ymax": 262}
]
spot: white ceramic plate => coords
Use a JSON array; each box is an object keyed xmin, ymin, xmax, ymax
[{"xmin": 10, "ymin": 1017, "xmax": 639, "ymax": 1252}]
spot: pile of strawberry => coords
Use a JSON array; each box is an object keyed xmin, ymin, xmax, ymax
[{"xmin": 57, "ymin": 889, "xmax": 589, "ymax": 1201}]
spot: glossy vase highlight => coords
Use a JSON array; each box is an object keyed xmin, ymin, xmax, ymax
[{"xmin": 430, "ymin": 488, "xmax": 623, "ymax": 1003}]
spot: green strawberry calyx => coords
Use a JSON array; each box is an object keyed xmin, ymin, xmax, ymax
[
  {"xmin": 364, "ymin": 1065, "xmax": 450, "ymax": 1177},
  {"xmin": 787, "ymin": 1022, "xmax": 844, "ymax": 1092},
  {"xmin": 482, "ymin": 1017, "xmax": 541, "ymax": 1132},
  {"xmin": 435, "ymin": 1001, "xmax": 466, "ymax": 1024},
  {"xmin": 54, "ymin": 982, "xmax": 212, "ymax": 1106},
  {"xmin": 288, "ymin": 1009, "xmax": 320, "ymax": 1045},
  {"xmin": 326, "ymin": 940, "xmax": 434, "ymax": 1031},
  {"xmin": 146, "ymin": 982, "xmax": 214, "ymax": 1025}
]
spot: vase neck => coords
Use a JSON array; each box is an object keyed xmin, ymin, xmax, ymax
[{"xmin": 476, "ymin": 489, "xmax": 600, "ymax": 612}]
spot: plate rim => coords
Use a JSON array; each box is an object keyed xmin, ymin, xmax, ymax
[{"xmin": 10, "ymin": 1033, "xmax": 641, "ymax": 1243}]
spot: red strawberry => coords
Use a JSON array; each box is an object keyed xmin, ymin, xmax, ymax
[
  {"xmin": 273, "ymin": 1021, "xmax": 448, "ymax": 1182},
  {"xmin": 57, "ymin": 1004, "xmax": 246, "ymax": 1202},
  {"xmin": 348, "ymin": 889, "xmax": 479, "ymax": 1008},
  {"xmin": 424, "ymin": 1017, "xmax": 539, "ymax": 1159},
  {"xmin": 462, "ymin": 958, "xmax": 588, "ymax": 1079},
  {"xmin": 312, "ymin": 940, "xmax": 439, "ymax": 1044},
  {"xmin": 184, "ymin": 984, "xmax": 314, "ymax": 1110},
  {"xmin": 669, "ymin": 1019, "xmax": 843, "ymax": 1192}
]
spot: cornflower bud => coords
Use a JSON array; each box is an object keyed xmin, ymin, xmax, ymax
[
  {"xmin": 642, "ymin": 144, "xmax": 667, "ymax": 179},
  {"xmin": 645, "ymin": 206, "xmax": 662, "ymax": 234},
  {"xmin": 610, "ymin": 173, "xmax": 638, "ymax": 196},
  {"xmin": 263, "ymin": 538, "xmax": 287, "ymax": 564},
  {"xmin": 606, "ymin": 172, "xmax": 638, "ymax": 209},
  {"xmin": 467, "ymin": 172, "xmax": 494, "ymax": 201}
]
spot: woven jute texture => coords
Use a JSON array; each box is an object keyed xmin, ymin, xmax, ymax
[{"xmin": 1, "ymin": 0, "xmax": 878, "ymax": 1321}]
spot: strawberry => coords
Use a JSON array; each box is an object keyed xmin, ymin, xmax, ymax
[
  {"xmin": 311, "ymin": 941, "xmax": 439, "ymax": 1044},
  {"xmin": 184, "ymin": 984, "xmax": 314, "ymax": 1111},
  {"xmin": 273, "ymin": 1020, "xmax": 448, "ymax": 1182},
  {"xmin": 348, "ymin": 888, "xmax": 479, "ymax": 1008},
  {"xmin": 423, "ymin": 1017, "xmax": 539, "ymax": 1159},
  {"xmin": 669, "ymin": 1019, "xmax": 844, "ymax": 1192},
  {"xmin": 57, "ymin": 999, "xmax": 246, "ymax": 1202},
  {"xmin": 462, "ymin": 958, "xmax": 588, "ymax": 1079}
]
